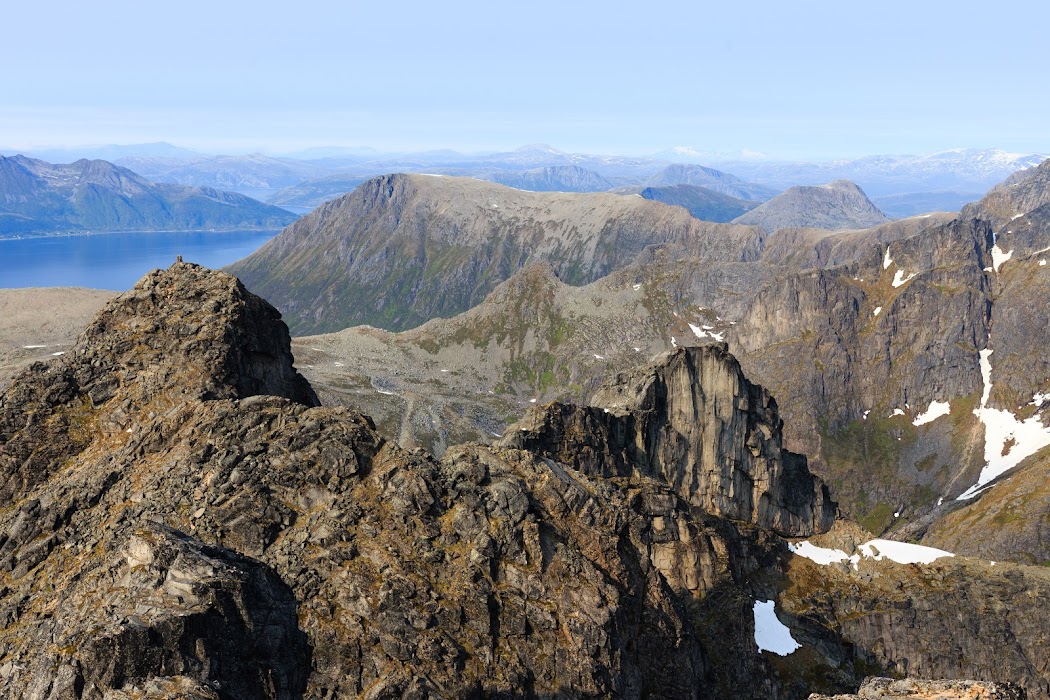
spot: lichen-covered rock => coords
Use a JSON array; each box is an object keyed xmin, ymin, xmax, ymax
[{"xmin": 500, "ymin": 345, "xmax": 836, "ymax": 536}]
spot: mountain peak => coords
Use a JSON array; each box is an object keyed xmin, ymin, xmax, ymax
[
  {"xmin": 732, "ymin": 178, "xmax": 889, "ymax": 232},
  {"xmin": 500, "ymin": 344, "xmax": 836, "ymax": 536},
  {"xmin": 0, "ymin": 262, "xmax": 317, "ymax": 499}
]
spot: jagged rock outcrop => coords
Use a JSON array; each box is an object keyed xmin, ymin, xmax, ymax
[
  {"xmin": 0, "ymin": 262, "xmax": 317, "ymax": 501},
  {"xmin": 731, "ymin": 180, "xmax": 891, "ymax": 233},
  {"xmin": 808, "ymin": 676, "xmax": 1026, "ymax": 699},
  {"xmin": 500, "ymin": 345, "xmax": 836, "ymax": 537}
]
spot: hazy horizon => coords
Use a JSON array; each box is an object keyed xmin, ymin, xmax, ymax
[{"xmin": 4, "ymin": 1, "xmax": 1050, "ymax": 160}]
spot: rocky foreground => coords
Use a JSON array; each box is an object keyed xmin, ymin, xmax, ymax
[{"xmin": 0, "ymin": 262, "xmax": 1046, "ymax": 699}]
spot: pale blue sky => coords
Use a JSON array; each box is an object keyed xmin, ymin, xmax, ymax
[{"xmin": 3, "ymin": 0, "xmax": 1048, "ymax": 158}]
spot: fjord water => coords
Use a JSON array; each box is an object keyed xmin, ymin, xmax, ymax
[{"xmin": 0, "ymin": 230, "xmax": 278, "ymax": 290}]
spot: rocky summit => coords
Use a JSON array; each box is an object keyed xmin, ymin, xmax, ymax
[{"xmin": 0, "ymin": 262, "xmax": 1047, "ymax": 699}]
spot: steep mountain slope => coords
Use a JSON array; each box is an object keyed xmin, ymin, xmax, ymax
[
  {"xmin": 0, "ymin": 156, "xmax": 296, "ymax": 234},
  {"xmin": 626, "ymin": 184, "xmax": 759, "ymax": 222},
  {"xmin": 962, "ymin": 158, "xmax": 1050, "ymax": 229},
  {"xmin": 1, "ymin": 263, "xmax": 1046, "ymax": 698},
  {"xmin": 731, "ymin": 180, "xmax": 891, "ymax": 232},
  {"xmin": 644, "ymin": 163, "xmax": 778, "ymax": 201},
  {"xmin": 920, "ymin": 445, "xmax": 1050, "ymax": 565},
  {"xmin": 228, "ymin": 174, "xmax": 765, "ymax": 334}
]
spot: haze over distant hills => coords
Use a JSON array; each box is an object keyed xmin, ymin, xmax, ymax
[
  {"xmin": 0, "ymin": 155, "xmax": 296, "ymax": 235},
  {"xmin": 9, "ymin": 142, "xmax": 1046, "ymax": 222}
]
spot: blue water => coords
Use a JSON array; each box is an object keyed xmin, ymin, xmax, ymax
[{"xmin": 0, "ymin": 230, "xmax": 278, "ymax": 290}]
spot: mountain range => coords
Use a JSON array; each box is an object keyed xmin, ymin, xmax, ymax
[
  {"xmin": 0, "ymin": 155, "xmax": 296, "ymax": 235},
  {"xmin": 224, "ymin": 160, "xmax": 1050, "ymax": 575},
  {"xmin": 12, "ymin": 142, "xmax": 1041, "ymax": 222}
]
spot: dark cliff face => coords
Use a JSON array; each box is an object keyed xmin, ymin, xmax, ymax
[
  {"xmin": 0, "ymin": 264, "xmax": 1047, "ymax": 699},
  {"xmin": 500, "ymin": 345, "xmax": 836, "ymax": 537}
]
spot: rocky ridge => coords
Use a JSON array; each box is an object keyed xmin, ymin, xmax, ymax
[{"xmin": 1, "ymin": 263, "xmax": 1046, "ymax": 697}]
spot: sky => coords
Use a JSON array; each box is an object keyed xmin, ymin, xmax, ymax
[{"xmin": 3, "ymin": 0, "xmax": 1050, "ymax": 159}]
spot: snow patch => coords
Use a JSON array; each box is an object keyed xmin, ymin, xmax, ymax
[
  {"xmin": 959, "ymin": 347, "xmax": 1050, "ymax": 499},
  {"xmin": 991, "ymin": 245, "xmax": 1013, "ymax": 273},
  {"xmin": 789, "ymin": 541, "xmax": 851, "ymax": 565},
  {"xmin": 883, "ymin": 247, "xmax": 893, "ymax": 269},
  {"xmin": 333, "ymin": 362, "xmax": 344, "ymax": 367},
  {"xmin": 752, "ymin": 600, "xmax": 800, "ymax": 656},
  {"xmin": 376, "ymin": 389, "xmax": 395, "ymax": 396},
  {"xmin": 632, "ymin": 283, "xmax": 642, "ymax": 290},
  {"xmin": 873, "ymin": 306, "xmax": 882, "ymax": 317},
  {"xmin": 670, "ymin": 336, "xmax": 678, "ymax": 348},
  {"xmin": 688, "ymin": 323, "xmax": 724, "ymax": 342},
  {"xmin": 913, "ymin": 400, "xmax": 951, "ymax": 426},
  {"xmin": 862, "ymin": 410, "xmax": 870, "ymax": 420},
  {"xmin": 50, "ymin": 352, "xmax": 65, "ymax": 356},
  {"xmin": 22, "ymin": 345, "xmax": 47, "ymax": 349},
  {"xmin": 1040, "ymin": 260, "xmax": 1047, "ymax": 266},
  {"xmin": 858, "ymin": 539, "xmax": 954, "ymax": 565},
  {"xmin": 892, "ymin": 269, "xmax": 917, "ymax": 288},
  {"xmin": 891, "ymin": 408, "xmax": 905, "ymax": 417},
  {"xmin": 791, "ymin": 539, "xmax": 952, "ymax": 569},
  {"xmin": 593, "ymin": 354, "xmax": 605, "ymax": 360}
]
